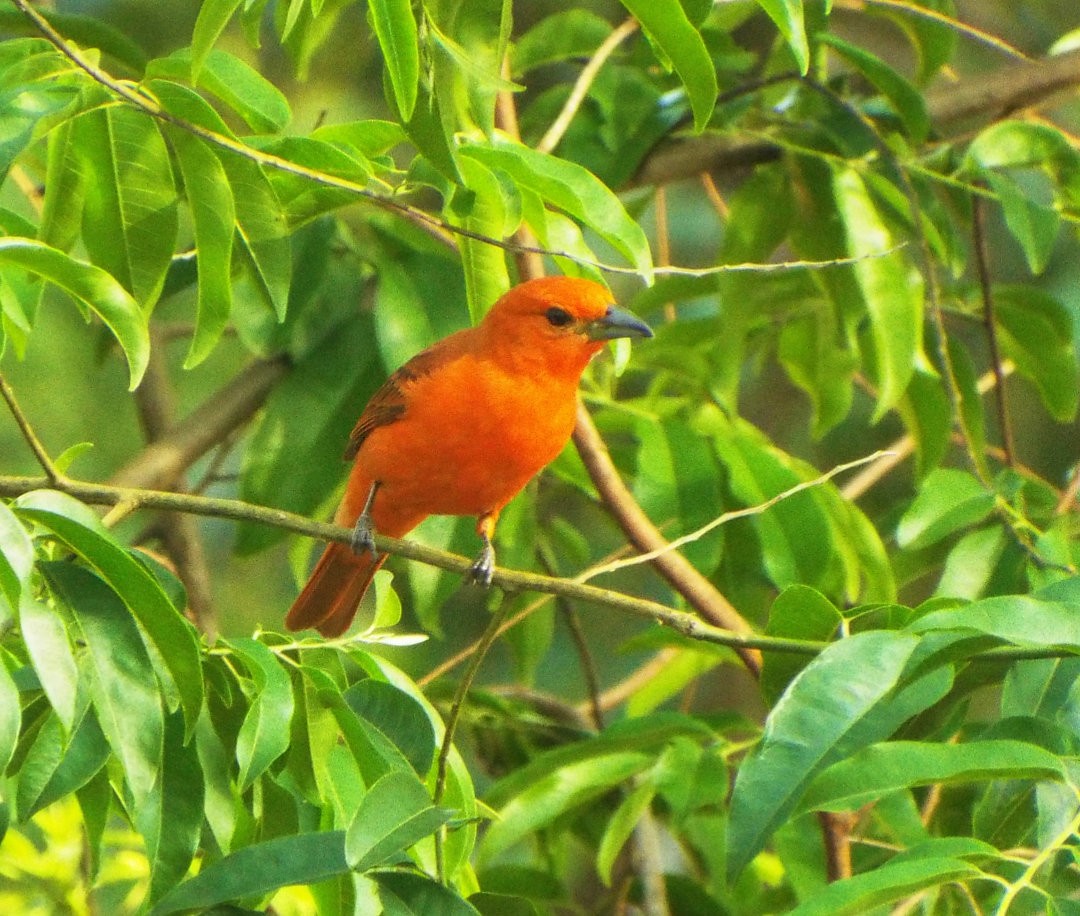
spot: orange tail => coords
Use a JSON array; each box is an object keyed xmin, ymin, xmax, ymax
[{"xmin": 285, "ymin": 543, "xmax": 385, "ymax": 638}]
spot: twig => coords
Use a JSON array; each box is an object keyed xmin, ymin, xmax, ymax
[
  {"xmin": 536, "ymin": 17, "xmax": 639, "ymax": 155},
  {"xmin": 632, "ymin": 48, "xmax": 1080, "ymax": 188},
  {"xmin": 580, "ymin": 450, "xmax": 892, "ymax": 580},
  {"xmin": 0, "ymin": 374, "xmax": 65, "ymax": 484},
  {"xmin": 433, "ymin": 596, "xmax": 511, "ymax": 880},
  {"xmin": 572, "ymin": 402, "xmax": 763, "ymax": 676},
  {"xmin": 972, "ymin": 189, "xmax": 1016, "ymax": 467},
  {"xmin": 0, "ymin": 471, "xmax": 828, "ymax": 657},
  {"xmin": 576, "ymin": 648, "xmax": 680, "ymax": 719}
]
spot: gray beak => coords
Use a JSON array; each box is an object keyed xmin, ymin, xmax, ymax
[{"xmin": 585, "ymin": 305, "xmax": 653, "ymax": 341}]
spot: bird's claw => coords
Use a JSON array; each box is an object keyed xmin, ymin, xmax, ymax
[
  {"xmin": 350, "ymin": 515, "xmax": 378, "ymax": 559},
  {"xmin": 468, "ymin": 541, "xmax": 495, "ymax": 586}
]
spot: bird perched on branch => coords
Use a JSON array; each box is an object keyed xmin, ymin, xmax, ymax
[{"xmin": 285, "ymin": 275, "xmax": 652, "ymax": 637}]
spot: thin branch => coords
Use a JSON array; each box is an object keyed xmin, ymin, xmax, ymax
[
  {"xmin": 581, "ymin": 450, "xmax": 892, "ymax": 581},
  {"xmin": 576, "ymin": 648, "xmax": 680, "ymax": 719},
  {"xmin": 0, "ymin": 373, "xmax": 65, "ymax": 484},
  {"xmin": 536, "ymin": 17, "xmax": 639, "ymax": 155},
  {"xmin": 573, "ymin": 402, "xmax": 763, "ymax": 675},
  {"xmin": 434, "ymin": 595, "xmax": 511, "ymax": 880},
  {"xmin": 132, "ymin": 328, "xmax": 215, "ymax": 630},
  {"xmin": 0, "ymin": 471, "xmax": 826, "ymax": 656},
  {"xmin": 972, "ymin": 189, "xmax": 1016, "ymax": 467}
]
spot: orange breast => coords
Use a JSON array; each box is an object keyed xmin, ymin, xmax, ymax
[{"xmin": 347, "ymin": 349, "xmax": 579, "ymax": 531}]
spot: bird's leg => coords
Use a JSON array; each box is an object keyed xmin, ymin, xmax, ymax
[
  {"xmin": 469, "ymin": 512, "xmax": 497, "ymax": 586},
  {"xmin": 349, "ymin": 480, "xmax": 382, "ymax": 559}
]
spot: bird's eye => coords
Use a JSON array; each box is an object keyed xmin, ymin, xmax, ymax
[{"xmin": 545, "ymin": 306, "xmax": 573, "ymax": 327}]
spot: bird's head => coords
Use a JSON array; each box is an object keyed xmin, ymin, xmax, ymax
[{"xmin": 481, "ymin": 277, "xmax": 652, "ymax": 377}]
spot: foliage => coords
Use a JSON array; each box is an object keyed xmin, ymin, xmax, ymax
[{"xmin": 1, "ymin": 0, "xmax": 1080, "ymax": 913}]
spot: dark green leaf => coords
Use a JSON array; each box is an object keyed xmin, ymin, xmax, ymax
[
  {"xmin": 0, "ymin": 657, "xmax": 18, "ymax": 776},
  {"xmin": 985, "ymin": 171, "xmax": 1060, "ymax": 275},
  {"xmin": 344, "ymin": 679, "xmax": 436, "ymax": 777},
  {"xmin": 137, "ymin": 710, "xmax": 205, "ymax": 903},
  {"xmin": 376, "ymin": 870, "xmax": 481, "ymax": 915},
  {"xmin": 761, "ymin": 586, "xmax": 841, "ymax": 705},
  {"xmin": 820, "ymin": 33, "xmax": 929, "ymax": 142},
  {"xmin": 511, "ymin": 10, "xmax": 612, "ymax": 75},
  {"xmin": 994, "ymin": 285, "xmax": 1078, "ymax": 422}
]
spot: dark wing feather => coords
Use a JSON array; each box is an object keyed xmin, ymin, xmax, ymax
[{"xmin": 343, "ymin": 337, "xmax": 464, "ymax": 460}]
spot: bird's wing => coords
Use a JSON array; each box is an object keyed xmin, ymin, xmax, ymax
[{"xmin": 343, "ymin": 331, "xmax": 468, "ymax": 460}]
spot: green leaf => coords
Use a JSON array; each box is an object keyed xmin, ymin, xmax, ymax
[
  {"xmin": 376, "ymin": 871, "xmax": 481, "ymax": 915},
  {"xmin": 985, "ymin": 171, "xmax": 1060, "ymax": 275},
  {"xmin": 452, "ymin": 155, "xmax": 511, "ymax": 325},
  {"xmin": 0, "ymin": 657, "xmax": 17, "ymax": 776},
  {"xmin": 597, "ymin": 779, "xmax": 656, "ymax": 887},
  {"xmin": 833, "ymin": 166, "xmax": 923, "ymax": 417},
  {"xmin": 40, "ymin": 114, "xmax": 86, "ymax": 252},
  {"xmin": 236, "ymin": 312, "xmax": 384, "ymax": 554},
  {"xmin": 191, "ymin": 0, "xmax": 244, "ymax": 79},
  {"xmin": 512, "ymin": 10, "xmax": 613, "ymax": 75},
  {"xmin": 0, "ymin": 238, "xmax": 148, "ymax": 388},
  {"xmin": 761, "ymin": 586, "xmax": 842, "ymax": 705},
  {"xmin": 346, "ymin": 770, "xmax": 453, "ymax": 871},
  {"xmin": 0, "ymin": 500, "xmax": 32, "ymax": 615},
  {"xmin": 616, "ymin": 0, "xmax": 717, "ymax": 131},
  {"xmin": 967, "ymin": 121, "xmax": 1077, "ymax": 172},
  {"xmin": 480, "ymin": 751, "xmax": 652, "ymax": 862},
  {"xmin": 461, "ymin": 140, "xmax": 653, "ymax": 279},
  {"xmin": 166, "ymin": 127, "xmax": 236, "ymax": 368},
  {"xmin": 910, "ymin": 593, "xmax": 1080, "ymax": 651},
  {"xmin": 16, "ymin": 491, "xmax": 203, "ymax": 738},
  {"xmin": 17, "ymin": 705, "xmax": 109, "ymax": 819},
  {"xmin": 19, "ymin": 596, "xmax": 80, "ymax": 731},
  {"xmin": 937, "ymin": 525, "xmax": 1007, "ymax": 600},
  {"xmin": 726, "ymin": 630, "xmax": 920, "ymax": 880},
  {"xmin": 895, "ymin": 468, "xmax": 995, "ymax": 550},
  {"xmin": 150, "ymin": 79, "xmax": 291, "ymax": 319},
  {"xmin": 994, "ymin": 285, "xmax": 1078, "ymax": 422},
  {"xmin": 149, "ymin": 831, "xmax": 348, "ymax": 916},
  {"xmin": 756, "ymin": 0, "xmax": 809, "ymax": 73},
  {"xmin": 801, "ymin": 739, "xmax": 1065, "ymax": 812},
  {"xmin": 370, "ymin": 0, "xmax": 419, "ymax": 121},
  {"xmin": 71, "ymin": 105, "xmax": 177, "ymax": 308},
  {"xmin": 136, "ymin": 710, "xmax": 205, "ymax": 903},
  {"xmin": 820, "ymin": 33, "xmax": 929, "ymax": 142},
  {"xmin": 42, "ymin": 563, "xmax": 164, "ymax": 810},
  {"xmin": 228, "ymin": 637, "xmax": 295, "ymax": 789},
  {"xmin": 344, "ymin": 679, "xmax": 436, "ymax": 777},
  {"xmin": 787, "ymin": 857, "xmax": 982, "ymax": 916}
]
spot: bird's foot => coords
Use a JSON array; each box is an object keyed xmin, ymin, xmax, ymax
[
  {"xmin": 349, "ymin": 481, "xmax": 381, "ymax": 558},
  {"xmin": 468, "ymin": 539, "xmax": 495, "ymax": 587}
]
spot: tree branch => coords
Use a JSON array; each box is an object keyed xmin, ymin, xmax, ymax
[
  {"xmin": 108, "ymin": 357, "xmax": 289, "ymax": 490},
  {"xmin": 632, "ymin": 48, "xmax": 1080, "ymax": 188},
  {"xmin": 0, "ymin": 472, "xmax": 824, "ymax": 657}
]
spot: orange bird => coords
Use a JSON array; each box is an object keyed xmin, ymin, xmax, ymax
[{"xmin": 285, "ymin": 276, "xmax": 652, "ymax": 637}]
